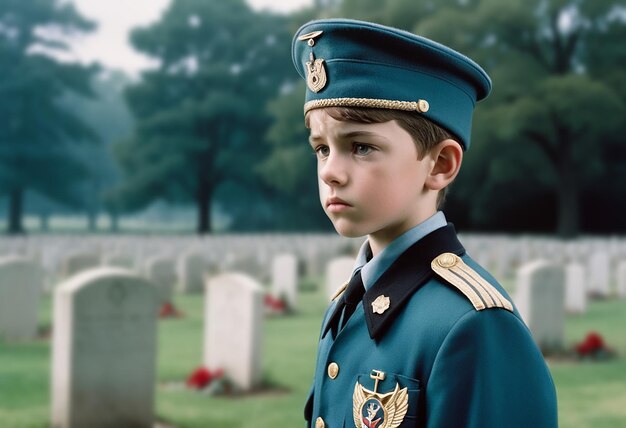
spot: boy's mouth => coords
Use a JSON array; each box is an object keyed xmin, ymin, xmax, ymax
[{"xmin": 326, "ymin": 197, "xmax": 353, "ymax": 212}]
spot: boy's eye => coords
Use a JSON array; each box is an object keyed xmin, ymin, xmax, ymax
[
  {"xmin": 354, "ymin": 144, "xmax": 373, "ymax": 156},
  {"xmin": 315, "ymin": 145, "xmax": 330, "ymax": 158}
]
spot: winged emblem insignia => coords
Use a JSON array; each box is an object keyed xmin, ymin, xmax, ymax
[
  {"xmin": 305, "ymin": 52, "xmax": 327, "ymax": 93},
  {"xmin": 352, "ymin": 370, "xmax": 408, "ymax": 428}
]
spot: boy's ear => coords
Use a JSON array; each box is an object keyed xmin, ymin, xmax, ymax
[{"xmin": 425, "ymin": 139, "xmax": 463, "ymax": 191}]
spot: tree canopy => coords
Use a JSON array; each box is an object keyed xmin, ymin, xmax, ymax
[
  {"xmin": 0, "ymin": 0, "xmax": 99, "ymax": 234},
  {"xmin": 113, "ymin": 0, "xmax": 294, "ymax": 233}
]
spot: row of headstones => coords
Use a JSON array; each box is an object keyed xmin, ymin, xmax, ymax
[
  {"xmin": 5, "ymin": 232, "xmax": 626, "ymax": 291},
  {"xmin": 0, "ymin": 252, "xmax": 302, "ymax": 342},
  {"xmin": 463, "ymin": 235, "xmax": 626, "ymax": 283},
  {"xmin": 13, "ymin": 256, "xmax": 355, "ymax": 427},
  {"xmin": 3, "ymin": 249, "xmax": 625, "ymax": 347},
  {"xmin": 49, "ymin": 266, "xmax": 267, "ymax": 427},
  {"xmin": 0, "ymin": 233, "xmax": 363, "ymax": 284},
  {"xmin": 515, "ymin": 258, "xmax": 626, "ymax": 352},
  {"xmin": 3, "ymin": 253, "xmax": 624, "ymax": 426}
]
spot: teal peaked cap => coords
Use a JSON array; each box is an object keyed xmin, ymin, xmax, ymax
[{"xmin": 292, "ymin": 19, "xmax": 492, "ymax": 149}]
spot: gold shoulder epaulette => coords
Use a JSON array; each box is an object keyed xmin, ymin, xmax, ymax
[
  {"xmin": 330, "ymin": 281, "xmax": 349, "ymax": 302},
  {"xmin": 431, "ymin": 253, "xmax": 513, "ymax": 312}
]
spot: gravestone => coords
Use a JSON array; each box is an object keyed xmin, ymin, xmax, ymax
[
  {"xmin": 0, "ymin": 257, "xmax": 44, "ymax": 340},
  {"xmin": 617, "ymin": 261, "xmax": 626, "ymax": 298},
  {"xmin": 102, "ymin": 253, "xmax": 134, "ymax": 270},
  {"xmin": 178, "ymin": 252, "xmax": 206, "ymax": 294},
  {"xmin": 51, "ymin": 267, "xmax": 158, "ymax": 428},
  {"xmin": 204, "ymin": 273, "xmax": 263, "ymax": 391},
  {"xmin": 325, "ymin": 257, "xmax": 356, "ymax": 299},
  {"xmin": 271, "ymin": 253, "xmax": 298, "ymax": 310},
  {"xmin": 587, "ymin": 252, "xmax": 610, "ymax": 298},
  {"xmin": 515, "ymin": 260, "xmax": 565, "ymax": 351},
  {"xmin": 145, "ymin": 257, "xmax": 177, "ymax": 304},
  {"xmin": 564, "ymin": 263, "xmax": 586, "ymax": 314},
  {"xmin": 60, "ymin": 252, "xmax": 100, "ymax": 279}
]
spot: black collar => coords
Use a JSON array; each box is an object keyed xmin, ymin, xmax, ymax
[{"xmin": 363, "ymin": 223, "xmax": 465, "ymax": 341}]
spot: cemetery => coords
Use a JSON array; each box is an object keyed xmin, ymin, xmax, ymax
[
  {"xmin": 0, "ymin": 233, "xmax": 625, "ymax": 427},
  {"xmin": 2, "ymin": 0, "xmax": 624, "ymax": 425}
]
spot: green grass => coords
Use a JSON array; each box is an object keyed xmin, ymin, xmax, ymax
[
  {"xmin": 1, "ymin": 283, "xmax": 625, "ymax": 427},
  {"xmin": 553, "ymin": 298, "xmax": 626, "ymax": 428}
]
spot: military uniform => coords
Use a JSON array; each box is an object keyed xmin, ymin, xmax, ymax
[
  {"xmin": 292, "ymin": 19, "xmax": 558, "ymax": 428},
  {"xmin": 304, "ymin": 224, "xmax": 557, "ymax": 427}
]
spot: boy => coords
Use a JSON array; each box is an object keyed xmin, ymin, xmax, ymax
[{"xmin": 292, "ymin": 19, "xmax": 557, "ymax": 428}]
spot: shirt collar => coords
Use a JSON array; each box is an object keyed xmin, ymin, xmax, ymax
[{"xmin": 353, "ymin": 211, "xmax": 448, "ymax": 290}]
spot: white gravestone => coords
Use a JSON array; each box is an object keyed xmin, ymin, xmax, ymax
[
  {"xmin": 51, "ymin": 267, "xmax": 158, "ymax": 428},
  {"xmin": 204, "ymin": 273, "xmax": 263, "ymax": 391},
  {"xmin": 0, "ymin": 257, "xmax": 44, "ymax": 340},
  {"xmin": 61, "ymin": 252, "xmax": 100, "ymax": 279},
  {"xmin": 565, "ymin": 263, "xmax": 587, "ymax": 314},
  {"xmin": 178, "ymin": 252, "xmax": 206, "ymax": 294},
  {"xmin": 271, "ymin": 254, "xmax": 298, "ymax": 309},
  {"xmin": 145, "ymin": 257, "xmax": 177, "ymax": 304},
  {"xmin": 102, "ymin": 253, "xmax": 134, "ymax": 270},
  {"xmin": 325, "ymin": 257, "xmax": 356, "ymax": 299},
  {"xmin": 617, "ymin": 261, "xmax": 626, "ymax": 298},
  {"xmin": 587, "ymin": 252, "xmax": 610, "ymax": 298},
  {"xmin": 515, "ymin": 260, "xmax": 565, "ymax": 351}
]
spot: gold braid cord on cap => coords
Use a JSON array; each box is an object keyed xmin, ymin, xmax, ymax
[
  {"xmin": 304, "ymin": 97, "xmax": 429, "ymax": 114},
  {"xmin": 431, "ymin": 253, "xmax": 513, "ymax": 312}
]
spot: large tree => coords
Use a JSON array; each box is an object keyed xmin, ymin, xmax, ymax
[
  {"xmin": 113, "ymin": 0, "xmax": 292, "ymax": 234},
  {"xmin": 62, "ymin": 70, "xmax": 134, "ymax": 231},
  {"xmin": 0, "ymin": 0, "xmax": 98, "ymax": 234},
  {"xmin": 414, "ymin": 0, "xmax": 626, "ymax": 237}
]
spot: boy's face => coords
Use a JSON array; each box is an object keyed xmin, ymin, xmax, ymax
[{"xmin": 308, "ymin": 109, "xmax": 438, "ymax": 246}]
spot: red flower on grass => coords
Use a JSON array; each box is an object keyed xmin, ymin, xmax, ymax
[
  {"xmin": 186, "ymin": 367, "xmax": 225, "ymax": 389},
  {"xmin": 159, "ymin": 302, "xmax": 183, "ymax": 318},
  {"xmin": 576, "ymin": 332, "xmax": 605, "ymax": 355},
  {"xmin": 264, "ymin": 294, "xmax": 286, "ymax": 313},
  {"xmin": 574, "ymin": 331, "xmax": 615, "ymax": 361}
]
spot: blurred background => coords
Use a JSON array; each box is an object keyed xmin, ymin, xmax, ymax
[
  {"xmin": 0, "ymin": 0, "xmax": 623, "ymax": 237},
  {"xmin": 1, "ymin": 1, "xmax": 626, "ymax": 427}
]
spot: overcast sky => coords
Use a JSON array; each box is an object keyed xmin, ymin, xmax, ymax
[{"xmin": 66, "ymin": 0, "xmax": 312, "ymax": 76}]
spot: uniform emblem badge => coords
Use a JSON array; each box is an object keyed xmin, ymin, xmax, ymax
[
  {"xmin": 353, "ymin": 370, "xmax": 408, "ymax": 428},
  {"xmin": 306, "ymin": 52, "xmax": 327, "ymax": 93},
  {"xmin": 298, "ymin": 30, "xmax": 328, "ymax": 93},
  {"xmin": 371, "ymin": 295, "xmax": 390, "ymax": 314}
]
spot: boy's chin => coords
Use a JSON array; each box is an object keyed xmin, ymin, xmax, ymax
[{"xmin": 331, "ymin": 221, "xmax": 368, "ymax": 239}]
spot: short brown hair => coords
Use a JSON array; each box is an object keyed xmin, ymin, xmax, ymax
[{"xmin": 305, "ymin": 107, "xmax": 459, "ymax": 208}]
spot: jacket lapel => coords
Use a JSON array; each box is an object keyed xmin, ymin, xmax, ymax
[{"xmin": 362, "ymin": 224, "xmax": 465, "ymax": 341}]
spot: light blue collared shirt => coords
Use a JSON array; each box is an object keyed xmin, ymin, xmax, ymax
[{"xmin": 353, "ymin": 211, "xmax": 448, "ymax": 290}]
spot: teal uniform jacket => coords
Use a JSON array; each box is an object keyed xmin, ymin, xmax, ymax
[{"xmin": 305, "ymin": 224, "xmax": 557, "ymax": 428}]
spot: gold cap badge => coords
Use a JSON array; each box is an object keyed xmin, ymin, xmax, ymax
[
  {"xmin": 372, "ymin": 295, "xmax": 390, "ymax": 315},
  {"xmin": 298, "ymin": 30, "xmax": 323, "ymax": 46},
  {"xmin": 299, "ymin": 30, "xmax": 327, "ymax": 93},
  {"xmin": 305, "ymin": 52, "xmax": 327, "ymax": 93}
]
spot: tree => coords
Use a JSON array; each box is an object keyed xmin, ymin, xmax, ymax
[
  {"xmin": 414, "ymin": 0, "xmax": 626, "ymax": 237},
  {"xmin": 0, "ymin": 0, "xmax": 98, "ymax": 234},
  {"xmin": 113, "ymin": 0, "xmax": 293, "ymax": 234},
  {"xmin": 257, "ymin": 81, "xmax": 331, "ymax": 231},
  {"xmin": 62, "ymin": 70, "xmax": 134, "ymax": 231}
]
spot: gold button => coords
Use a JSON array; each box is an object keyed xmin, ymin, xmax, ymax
[
  {"xmin": 315, "ymin": 416, "xmax": 325, "ymax": 428},
  {"xmin": 437, "ymin": 253, "xmax": 458, "ymax": 268},
  {"xmin": 418, "ymin": 99, "xmax": 430, "ymax": 113},
  {"xmin": 327, "ymin": 362, "xmax": 339, "ymax": 379}
]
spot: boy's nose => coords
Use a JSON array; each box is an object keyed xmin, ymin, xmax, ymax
[{"xmin": 319, "ymin": 153, "xmax": 348, "ymax": 186}]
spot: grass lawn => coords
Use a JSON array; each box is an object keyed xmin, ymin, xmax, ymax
[{"xmin": 1, "ymin": 280, "xmax": 625, "ymax": 427}]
